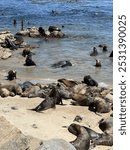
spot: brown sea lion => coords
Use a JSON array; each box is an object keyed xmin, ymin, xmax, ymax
[
  {"xmin": 68, "ymin": 123, "xmax": 90, "ymax": 150},
  {"xmin": 88, "ymin": 97, "xmax": 111, "ymax": 113},
  {"xmin": 98, "ymin": 117, "xmax": 113, "ymax": 135},
  {"xmin": 68, "ymin": 123, "xmax": 113, "ymax": 147},
  {"xmin": 0, "ymin": 83, "xmax": 22, "ymax": 96},
  {"xmin": 0, "ymin": 88, "xmax": 15, "ymax": 97},
  {"xmin": 58, "ymin": 78, "xmax": 78, "ymax": 88}
]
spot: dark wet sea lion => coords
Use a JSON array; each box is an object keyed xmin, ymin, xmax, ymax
[
  {"xmin": 30, "ymin": 87, "xmax": 63, "ymax": 112},
  {"xmin": 98, "ymin": 44, "xmax": 108, "ymax": 51},
  {"xmin": 83, "ymin": 75, "xmax": 98, "ymax": 87},
  {"xmin": 90, "ymin": 47, "xmax": 98, "ymax": 56},
  {"xmin": 24, "ymin": 53, "xmax": 36, "ymax": 66},
  {"xmin": 48, "ymin": 26, "xmax": 61, "ymax": 32},
  {"xmin": 38, "ymin": 27, "xmax": 46, "ymax": 37},
  {"xmin": 7, "ymin": 70, "xmax": 17, "ymax": 81},
  {"xmin": 68, "ymin": 123, "xmax": 90, "ymax": 150}
]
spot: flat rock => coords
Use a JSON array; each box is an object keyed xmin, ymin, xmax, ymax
[{"xmin": 36, "ymin": 139, "xmax": 76, "ymax": 150}]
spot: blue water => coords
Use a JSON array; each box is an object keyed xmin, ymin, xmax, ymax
[{"xmin": 0, "ymin": 0, "xmax": 113, "ymax": 86}]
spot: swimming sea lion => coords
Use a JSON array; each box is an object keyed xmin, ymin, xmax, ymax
[
  {"xmin": 24, "ymin": 53, "xmax": 36, "ymax": 66},
  {"xmin": 7, "ymin": 70, "xmax": 17, "ymax": 81},
  {"xmin": 90, "ymin": 47, "xmax": 98, "ymax": 56},
  {"xmin": 52, "ymin": 60, "xmax": 72, "ymax": 68},
  {"xmin": 98, "ymin": 44, "xmax": 108, "ymax": 51},
  {"xmin": 68, "ymin": 123, "xmax": 90, "ymax": 150},
  {"xmin": 94, "ymin": 59, "xmax": 101, "ymax": 67}
]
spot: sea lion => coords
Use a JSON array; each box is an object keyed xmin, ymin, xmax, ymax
[
  {"xmin": 30, "ymin": 86, "xmax": 63, "ymax": 112},
  {"xmin": 21, "ymin": 85, "xmax": 41, "ymax": 97},
  {"xmin": 20, "ymin": 81, "xmax": 34, "ymax": 92},
  {"xmin": 22, "ymin": 49, "xmax": 31, "ymax": 57},
  {"xmin": 82, "ymin": 75, "xmax": 98, "ymax": 86},
  {"xmin": 7, "ymin": 70, "xmax": 17, "ymax": 81},
  {"xmin": 98, "ymin": 117, "xmax": 113, "ymax": 135},
  {"xmin": 14, "ymin": 35, "xmax": 24, "ymax": 46},
  {"xmin": 94, "ymin": 59, "xmax": 101, "ymax": 67},
  {"xmin": 58, "ymin": 78, "xmax": 78, "ymax": 88},
  {"xmin": 52, "ymin": 60, "xmax": 72, "ymax": 68},
  {"xmin": 0, "ymin": 88, "xmax": 15, "ymax": 97},
  {"xmin": 88, "ymin": 97, "xmax": 111, "ymax": 113},
  {"xmin": 57, "ymin": 82, "xmax": 72, "ymax": 99},
  {"xmin": 48, "ymin": 26, "xmax": 61, "ymax": 32},
  {"xmin": 38, "ymin": 27, "xmax": 46, "ymax": 37},
  {"xmin": 90, "ymin": 47, "xmax": 98, "ymax": 56},
  {"xmin": 4, "ymin": 37, "xmax": 18, "ymax": 50},
  {"xmin": 98, "ymin": 44, "xmax": 108, "ymax": 51},
  {"xmin": 24, "ymin": 53, "xmax": 36, "ymax": 66},
  {"xmin": 68, "ymin": 123, "xmax": 90, "ymax": 150},
  {"xmin": 0, "ymin": 83, "xmax": 22, "ymax": 96},
  {"xmin": 68, "ymin": 123, "xmax": 113, "ymax": 147}
]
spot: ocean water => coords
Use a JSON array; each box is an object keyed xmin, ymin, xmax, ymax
[{"xmin": 0, "ymin": 0, "xmax": 113, "ymax": 86}]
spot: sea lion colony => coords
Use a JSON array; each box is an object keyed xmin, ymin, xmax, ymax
[{"xmin": 0, "ymin": 27, "xmax": 113, "ymax": 149}]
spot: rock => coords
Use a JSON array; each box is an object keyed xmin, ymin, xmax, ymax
[
  {"xmin": 0, "ymin": 46, "xmax": 12, "ymax": 59},
  {"xmin": 36, "ymin": 139, "xmax": 76, "ymax": 150},
  {"xmin": 104, "ymin": 93, "xmax": 113, "ymax": 103},
  {"xmin": 0, "ymin": 116, "xmax": 42, "ymax": 150}
]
